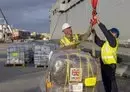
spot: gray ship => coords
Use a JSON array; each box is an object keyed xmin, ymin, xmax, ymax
[
  {"xmin": 50, "ymin": 0, "xmax": 130, "ymax": 40},
  {"xmin": 49, "ymin": 0, "xmax": 130, "ymax": 87},
  {"xmin": 49, "ymin": 0, "xmax": 130, "ymax": 56}
]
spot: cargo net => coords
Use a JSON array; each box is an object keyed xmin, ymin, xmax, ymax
[{"xmin": 42, "ymin": 49, "xmax": 105, "ymax": 92}]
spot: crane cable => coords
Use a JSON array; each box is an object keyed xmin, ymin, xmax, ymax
[
  {"xmin": 50, "ymin": 13, "xmax": 61, "ymax": 39},
  {"xmin": 50, "ymin": 0, "xmax": 68, "ymax": 39}
]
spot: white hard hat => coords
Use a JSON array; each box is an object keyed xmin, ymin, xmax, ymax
[{"xmin": 62, "ymin": 23, "xmax": 71, "ymax": 31}]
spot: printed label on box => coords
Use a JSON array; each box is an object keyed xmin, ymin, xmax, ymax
[
  {"xmin": 69, "ymin": 83, "xmax": 83, "ymax": 92},
  {"xmin": 70, "ymin": 68, "xmax": 82, "ymax": 82},
  {"xmin": 11, "ymin": 52, "xmax": 18, "ymax": 57}
]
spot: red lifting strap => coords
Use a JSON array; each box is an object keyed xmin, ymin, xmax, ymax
[
  {"xmin": 91, "ymin": 0, "xmax": 98, "ymax": 9},
  {"xmin": 90, "ymin": 0, "xmax": 98, "ymax": 26}
]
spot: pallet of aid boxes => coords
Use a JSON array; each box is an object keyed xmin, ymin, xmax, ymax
[
  {"xmin": 6, "ymin": 43, "xmax": 25, "ymax": 67},
  {"xmin": 5, "ymin": 43, "xmax": 34, "ymax": 67},
  {"xmin": 34, "ymin": 43, "xmax": 58, "ymax": 68},
  {"xmin": 40, "ymin": 49, "xmax": 105, "ymax": 92}
]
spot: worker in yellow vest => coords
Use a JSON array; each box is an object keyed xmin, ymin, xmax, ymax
[
  {"xmin": 60, "ymin": 23, "xmax": 91, "ymax": 49},
  {"xmin": 92, "ymin": 16, "xmax": 119, "ymax": 92}
]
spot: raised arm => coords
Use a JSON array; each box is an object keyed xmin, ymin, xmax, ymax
[
  {"xmin": 79, "ymin": 25, "xmax": 92, "ymax": 41},
  {"xmin": 98, "ymin": 22, "xmax": 116, "ymax": 47},
  {"xmin": 91, "ymin": 29, "xmax": 105, "ymax": 47}
]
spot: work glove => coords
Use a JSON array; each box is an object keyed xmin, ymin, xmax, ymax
[
  {"xmin": 90, "ymin": 18, "xmax": 97, "ymax": 26},
  {"xmin": 91, "ymin": 28, "xmax": 96, "ymax": 33}
]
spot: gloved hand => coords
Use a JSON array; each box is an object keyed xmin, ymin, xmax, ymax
[
  {"xmin": 91, "ymin": 28, "xmax": 96, "ymax": 33},
  {"xmin": 93, "ymin": 15, "xmax": 100, "ymax": 24},
  {"xmin": 90, "ymin": 9, "xmax": 98, "ymax": 26},
  {"xmin": 90, "ymin": 18, "xmax": 97, "ymax": 26}
]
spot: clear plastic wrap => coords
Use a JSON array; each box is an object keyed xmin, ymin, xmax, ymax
[
  {"xmin": 6, "ymin": 43, "xmax": 25, "ymax": 64},
  {"xmin": 6, "ymin": 42, "xmax": 34, "ymax": 64},
  {"xmin": 34, "ymin": 41, "xmax": 59, "ymax": 66},
  {"xmin": 40, "ymin": 49, "xmax": 105, "ymax": 92},
  {"xmin": 34, "ymin": 45, "xmax": 51, "ymax": 66}
]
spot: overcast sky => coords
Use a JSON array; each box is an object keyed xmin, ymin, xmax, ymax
[{"xmin": 0, "ymin": 0, "xmax": 56, "ymax": 32}]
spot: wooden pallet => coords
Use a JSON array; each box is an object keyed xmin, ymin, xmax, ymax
[
  {"xmin": 35, "ymin": 65, "xmax": 48, "ymax": 68},
  {"xmin": 5, "ymin": 63, "xmax": 25, "ymax": 67}
]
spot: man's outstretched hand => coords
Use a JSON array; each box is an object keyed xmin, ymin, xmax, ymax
[{"xmin": 90, "ymin": 15, "xmax": 100, "ymax": 26}]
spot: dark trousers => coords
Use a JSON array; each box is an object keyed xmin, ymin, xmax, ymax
[{"xmin": 101, "ymin": 61, "xmax": 118, "ymax": 92}]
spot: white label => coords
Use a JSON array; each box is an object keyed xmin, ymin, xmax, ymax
[
  {"xmin": 69, "ymin": 83, "xmax": 83, "ymax": 92},
  {"xmin": 70, "ymin": 68, "xmax": 82, "ymax": 82}
]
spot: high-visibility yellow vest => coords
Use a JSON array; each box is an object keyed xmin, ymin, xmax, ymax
[
  {"xmin": 60, "ymin": 34, "xmax": 79, "ymax": 47},
  {"xmin": 101, "ymin": 39, "xmax": 119, "ymax": 64}
]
